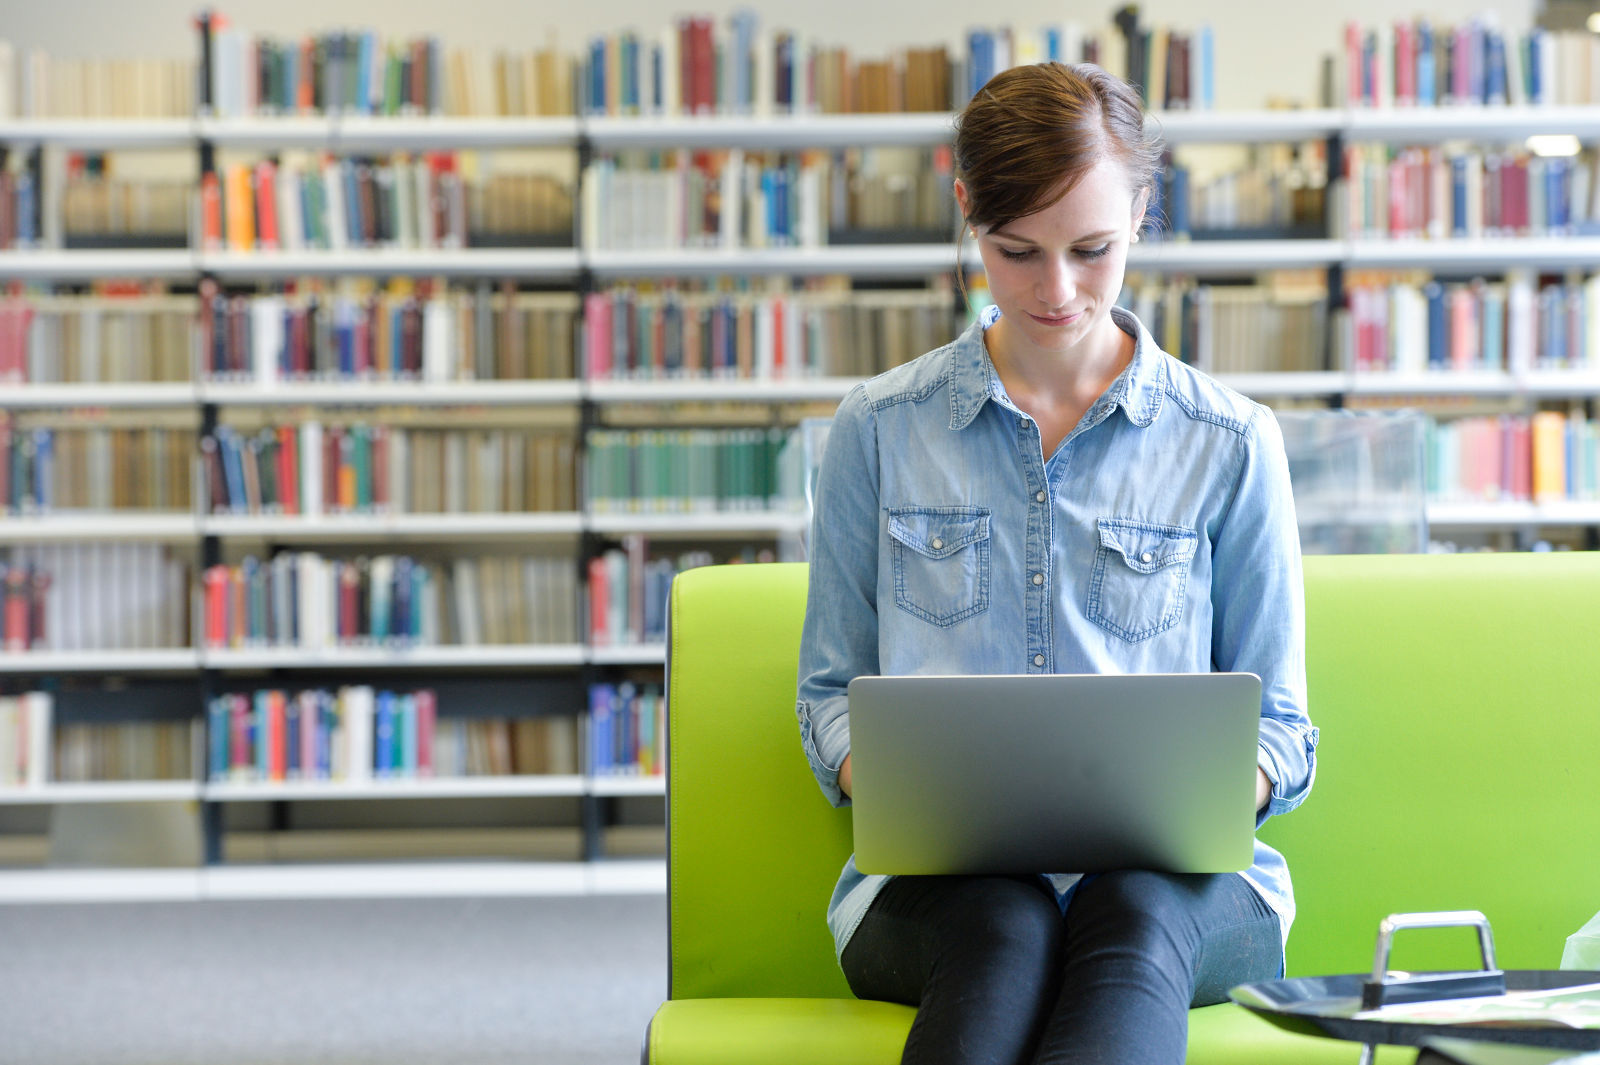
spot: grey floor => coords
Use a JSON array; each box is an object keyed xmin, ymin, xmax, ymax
[{"xmin": 0, "ymin": 893, "xmax": 666, "ymax": 1065}]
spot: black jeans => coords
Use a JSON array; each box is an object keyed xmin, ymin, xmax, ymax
[{"xmin": 839, "ymin": 870, "xmax": 1282, "ymax": 1065}]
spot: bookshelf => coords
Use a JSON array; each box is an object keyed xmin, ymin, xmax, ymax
[{"xmin": 9, "ymin": 33, "xmax": 1600, "ymax": 886}]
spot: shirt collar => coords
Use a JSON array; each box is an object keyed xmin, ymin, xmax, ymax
[{"xmin": 947, "ymin": 304, "xmax": 1166, "ymax": 432}]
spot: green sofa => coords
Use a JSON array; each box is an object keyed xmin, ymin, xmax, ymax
[{"xmin": 645, "ymin": 553, "xmax": 1600, "ymax": 1064}]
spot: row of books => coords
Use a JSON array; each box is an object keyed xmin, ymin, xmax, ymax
[
  {"xmin": 54, "ymin": 719, "xmax": 196, "ymax": 783},
  {"xmin": 199, "ymin": 20, "xmax": 576, "ymax": 118},
  {"xmin": 1175, "ymin": 148, "xmax": 1328, "ymax": 235},
  {"xmin": 1426, "ymin": 411, "xmax": 1599, "ymax": 504},
  {"xmin": 1338, "ymin": 20, "xmax": 1600, "ymax": 108},
  {"xmin": 201, "ymin": 423, "xmax": 578, "ymax": 516},
  {"xmin": 581, "ymin": 279, "xmax": 957, "ymax": 381},
  {"xmin": 1342, "ymin": 272, "xmax": 1600, "ymax": 373},
  {"xmin": 2, "ymin": 418, "xmax": 196, "ymax": 513},
  {"xmin": 199, "ymin": 282, "xmax": 577, "ymax": 384},
  {"xmin": 584, "ymin": 427, "xmax": 799, "ymax": 514},
  {"xmin": 206, "ymin": 686, "xmax": 588, "ymax": 783},
  {"xmin": 0, "ymin": 691, "xmax": 51, "ymax": 787},
  {"xmin": 586, "ymin": 537, "xmax": 712, "ymax": 647},
  {"xmin": 588, "ymin": 682, "xmax": 663, "ymax": 777},
  {"xmin": 60, "ymin": 169, "xmax": 191, "ymax": 243},
  {"xmin": 2, "ymin": 544, "xmax": 191, "ymax": 653},
  {"xmin": 0, "ymin": 292, "xmax": 194, "ymax": 384},
  {"xmin": 0, "ymin": 45, "xmax": 193, "ymax": 118},
  {"xmin": 1340, "ymin": 145, "xmax": 1599, "ymax": 241},
  {"xmin": 1121, "ymin": 279, "xmax": 1328, "ymax": 375},
  {"xmin": 201, "ymin": 154, "xmax": 573, "ymax": 253},
  {"xmin": 200, "ymin": 552, "xmax": 580, "ymax": 649},
  {"xmin": 0, "ymin": 167, "xmax": 41, "ymax": 249}
]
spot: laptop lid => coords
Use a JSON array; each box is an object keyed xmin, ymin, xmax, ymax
[{"xmin": 846, "ymin": 672, "xmax": 1262, "ymax": 876}]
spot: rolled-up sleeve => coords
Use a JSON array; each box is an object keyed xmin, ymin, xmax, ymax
[
  {"xmin": 1210, "ymin": 406, "xmax": 1319, "ymax": 829},
  {"xmin": 796, "ymin": 384, "xmax": 881, "ymax": 808}
]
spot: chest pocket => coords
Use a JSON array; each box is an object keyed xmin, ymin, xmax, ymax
[
  {"xmin": 887, "ymin": 506, "xmax": 991, "ymax": 627},
  {"xmin": 1086, "ymin": 517, "xmax": 1198, "ymax": 642}
]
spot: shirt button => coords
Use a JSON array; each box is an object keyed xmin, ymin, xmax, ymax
[
  {"xmin": 1141, "ymin": 551, "xmax": 1153, "ymax": 563},
  {"xmin": 1032, "ymin": 573, "xmax": 1044, "ymax": 585},
  {"xmin": 1033, "ymin": 654, "xmax": 1046, "ymax": 667},
  {"xmin": 1035, "ymin": 491, "xmax": 1047, "ymax": 503},
  {"xmin": 931, "ymin": 538, "xmax": 944, "ymax": 550}
]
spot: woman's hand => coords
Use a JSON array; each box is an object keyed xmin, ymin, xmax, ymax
[
  {"xmin": 1256, "ymin": 767, "xmax": 1272, "ymax": 811},
  {"xmin": 839, "ymin": 754, "xmax": 853, "ymax": 798}
]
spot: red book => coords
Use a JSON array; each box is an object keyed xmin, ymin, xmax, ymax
[
  {"xmin": 410, "ymin": 39, "xmax": 427, "ymax": 112},
  {"xmin": 587, "ymin": 555, "xmax": 609, "ymax": 645},
  {"xmin": 298, "ymin": 39, "xmax": 315, "ymax": 113},
  {"xmin": 693, "ymin": 18, "xmax": 715, "ymax": 114},
  {"xmin": 254, "ymin": 160, "xmax": 280, "ymax": 250},
  {"xmin": 322, "ymin": 427, "xmax": 338, "ymax": 512},
  {"xmin": 1345, "ymin": 22, "xmax": 1364, "ymax": 106},
  {"xmin": 299, "ymin": 692, "xmax": 319, "ymax": 780},
  {"xmin": 1393, "ymin": 22, "xmax": 1415, "ymax": 106},
  {"xmin": 199, "ymin": 170, "xmax": 223, "ymax": 250},
  {"xmin": 772, "ymin": 294, "xmax": 785, "ymax": 377},
  {"xmin": 584, "ymin": 292, "xmax": 611, "ymax": 378},
  {"xmin": 203, "ymin": 565, "xmax": 229, "ymax": 646},
  {"xmin": 678, "ymin": 19, "xmax": 695, "ymax": 114},
  {"xmin": 415, "ymin": 689, "xmax": 436, "ymax": 777},
  {"xmin": 28, "ymin": 567, "xmax": 48, "ymax": 649},
  {"xmin": 371, "ymin": 426, "xmax": 389, "ymax": 511},
  {"xmin": 277, "ymin": 425, "xmax": 299, "ymax": 516},
  {"xmin": 231, "ymin": 694, "xmax": 251, "ymax": 777},
  {"xmin": 4, "ymin": 566, "xmax": 29, "ymax": 651},
  {"xmin": 338, "ymin": 564, "xmax": 360, "ymax": 644},
  {"xmin": 267, "ymin": 690, "xmax": 287, "ymax": 781}
]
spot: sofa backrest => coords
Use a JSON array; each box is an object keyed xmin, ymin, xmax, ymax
[{"xmin": 665, "ymin": 554, "xmax": 1600, "ymax": 1001}]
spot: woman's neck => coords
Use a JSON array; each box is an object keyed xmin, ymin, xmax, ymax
[{"xmin": 984, "ymin": 311, "xmax": 1135, "ymax": 410}]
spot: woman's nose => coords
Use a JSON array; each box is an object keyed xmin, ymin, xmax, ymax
[{"xmin": 1037, "ymin": 256, "xmax": 1076, "ymax": 309}]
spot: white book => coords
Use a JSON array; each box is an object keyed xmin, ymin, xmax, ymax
[
  {"xmin": 659, "ymin": 26, "xmax": 681, "ymax": 116},
  {"xmin": 1504, "ymin": 26, "xmax": 1526, "ymax": 106},
  {"xmin": 1538, "ymin": 33, "xmax": 1557, "ymax": 106},
  {"xmin": 370, "ymin": 555, "xmax": 394, "ymax": 644},
  {"xmin": 277, "ymin": 165, "xmax": 303, "ymax": 251},
  {"xmin": 753, "ymin": 27, "xmax": 774, "ymax": 117},
  {"xmin": 0, "ymin": 42, "xmax": 15, "ymax": 119},
  {"xmin": 389, "ymin": 430, "xmax": 409, "ymax": 514},
  {"xmin": 523, "ymin": 558, "xmax": 543, "ymax": 643},
  {"xmin": 341, "ymin": 685, "xmax": 374, "ymax": 782},
  {"xmin": 414, "ymin": 163, "xmax": 436, "ymax": 247},
  {"xmin": 755, "ymin": 300, "xmax": 775, "ymax": 379},
  {"xmin": 24, "ymin": 691, "xmax": 52, "ymax": 788},
  {"xmin": 1506, "ymin": 272, "xmax": 1536, "ymax": 376},
  {"xmin": 445, "ymin": 434, "xmax": 467, "ymax": 513},
  {"xmin": 579, "ymin": 161, "xmax": 602, "ymax": 251},
  {"xmin": 0, "ymin": 696, "xmax": 17, "ymax": 787},
  {"xmin": 1585, "ymin": 275, "xmax": 1600, "ymax": 373},
  {"xmin": 782, "ymin": 289, "xmax": 804, "ymax": 378},
  {"xmin": 453, "ymin": 558, "xmax": 481, "ymax": 645},
  {"xmin": 721, "ymin": 149, "xmax": 744, "ymax": 250},
  {"xmin": 251, "ymin": 296, "xmax": 284, "ymax": 387},
  {"xmin": 1016, "ymin": 30, "xmax": 1044, "ymax": 66},
  {"xmin": 798, "ymin": 163, "xmax": 822, "ymax": 248},
  {"xmin": 423, "ymin": 300, "xmax": 451, "ymax": 383},
  {"xmin": 322, "ymin": 161, "xmax": 349, "ymax": 251},
  {"xmin": 39, "ymin": 144, "xmax": 64, "ymax": 250},
  {"xmin": 300, "ymin": 420, "xmax": 323, "ymax": 518},
  {"xmin": 394, "ymin": 157, "xmax": 417, "ymax": 249},
  {"xmin": 419, "ymin": 564, "xmax": 440, "ymax": 645}
]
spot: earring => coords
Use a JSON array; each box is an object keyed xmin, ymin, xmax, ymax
[{"xmin": 1131, "ymin": 233, "xmax": 1141, "ymax": 243}]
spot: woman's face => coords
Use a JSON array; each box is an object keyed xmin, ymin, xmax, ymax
[{"xmin": 961, "ymin": 158, "xmax": 1146, "ymax": 362}]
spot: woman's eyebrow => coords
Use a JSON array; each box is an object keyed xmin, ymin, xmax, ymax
[{"xmin": 991, "ymin": 227, "xmax": 1119, "ymax": 244}]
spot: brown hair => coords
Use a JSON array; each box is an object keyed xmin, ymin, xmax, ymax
[{"xmin": 953, "ymin": 62, "xmax": 1164, "ymax": 233}]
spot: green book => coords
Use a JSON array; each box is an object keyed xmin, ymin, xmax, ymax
[{"xmin": 353, "ymin": 424, "xmax": 372, "ymax": 509}]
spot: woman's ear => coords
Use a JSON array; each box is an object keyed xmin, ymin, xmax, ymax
[
  {"xmin": 1131, "ymin": 185, "xmax": 1151, "ymax": 239},
  {"xmin": 954, "ymin": 178, "xmax": 970, "ymax": 225}
]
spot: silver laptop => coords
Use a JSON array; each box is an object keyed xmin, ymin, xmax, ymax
[{"xmin": 846, "ymin": 672, "xmax": 1262, "ymax": 876}]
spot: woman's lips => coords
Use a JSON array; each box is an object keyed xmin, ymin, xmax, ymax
[{"xmin": 1029, "ymin": 310, "xmax": 1083, "ymax": 326}]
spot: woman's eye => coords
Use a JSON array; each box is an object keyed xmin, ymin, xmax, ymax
[
  {"xmin": 998, "ymin": 247, "xmax": 1034, "ymax": 261},
  {"xmin": 1076, "ymin": 245, "xmax": 1111, "ymax": 260}
]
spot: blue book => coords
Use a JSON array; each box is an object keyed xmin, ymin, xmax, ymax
[
  {"xmin": 1467, "ymin": 21, "xmax": 1486, "ymax": 104},
  {"xmin": 427, "ymin": 38, "xmax": 443, "ymax": 114},
  {"xmin": 1549, "ymin": 158, "xmax": 1569, "ymax": 233},
  {"xmin": 731, "ymin": 10, "xmax": 757, "ymax": 112},
  {"xmin": 1045, "ymin": 27, "xmax": 1062, "ymax": 62},
  {"xmin": 30, "ymin": 430, "xmax": 51, "ymax": 510},
  {"xmin": 1166, "ymin": 166, "xmax": 1189, "ymax": 238},
  {"xmin": 400, "ymin": 694, "xmax": 418, "ymax": 776},
  {"xmin": 588, "ymin": 38, "xmax": 606, "ymax": 114},
  {"xmin": 620, "ymin": 33, "xmax": 636, "ymax": 114},
  {"xmin": 254, "ymin": 691, "xmax": 270, "ymax": 781},
  {"xmin": 316, "ymin": 691, "xmax": 334, "ymax": 779},
  {"xmin": 1482, "ymin": 286, "xmax": 1505, "ymax": 371},
  {"xmin": 1485, "ymin": 31, "xmax": 1507, "ymax": 105},
  {"xmin": 589, "ymin": 684, "xmax": 613, "ymax": 775},
  {"xmin": 374, "ymin": 691, "xmax": 395, "ymax": 777},
  {"xmin": 618, "ymin": 682, "xmax": 637, "ymax": 771},
  {"xmin": 1417, "ymin": 23, "xmax": 1436, "ymax": 106},
  {"xmin": 776, "ymin": 34, "xmax": 793, "ymax": 108},
  {"xmin": 1198, "ymin": 25, "xmax": 1215, "ymax": 109},
  {"xmin": 285, "ymin": 693, "xmax": 302, "ymax": 778},
  {"xmin": 1526, "ymin": 31, "xmax": 1543, "ymax": 105},
  {"xmin": 663, "ymin": 294, "xmax": 683, "ymax": 374},
  {"xmin": 392, "ymin": 556, "xmax": 412, "ymax": 643},
  {"xmin": 775, "ymin": 165, "xmax": 791, "ymax": 243},
  {"xmin": 15, "ymin": 171, "xmax": 35, "ymax": 247},
  {"xmin": 1547, "ymin": 286, "xmax": 1567, "ymax": 366},
  {"xmin": 1424, "ymin": 282, "xmax": 1447, "ymax": 368},
  {"xmin": 356, "ymin": 33, "xmax": 374, "ymax": 115},
  {"xmin": 1450, "ymin": 157, "xmax": 1469, "ymax": 238},
  {"xmin": 218, "ymin": 427, "xmax": 247, "ymax": 511},
  {"xmin": 283, "ymin": 45, "xmax": 299, "ymax": 113},
  {"xmin": 343, "ymin": 162, "xmax": 362, "ymax": 246},
  {"xmin": 967, "ymin": 30, "xmax": 989, "ymax": 100}
]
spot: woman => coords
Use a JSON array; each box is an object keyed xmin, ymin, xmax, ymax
[{"xmin": 794, "ymin": 62, "xmax": 1319, "ymax": 1065}]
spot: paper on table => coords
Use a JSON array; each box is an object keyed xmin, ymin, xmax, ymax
[{"xmin": 1353, "ymin": 981, "xmax": 1600, "ymax": 1030}]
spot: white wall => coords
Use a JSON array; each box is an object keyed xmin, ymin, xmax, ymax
[{"xmin": 3, "ymin": 0, "xmax": 1538, "ymax": 110}]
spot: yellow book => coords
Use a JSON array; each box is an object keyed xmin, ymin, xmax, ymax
[
  {"xmin": 1147, "ymin": 27, "xmax": 1169, "ymax": 110},
  {"xmin": 1530, "ymin": 410, "xmax": 1567, "ymax": 503},
  {"xmin": 224, "ymin": 163, "xmax": 255, "ymax": 251}
]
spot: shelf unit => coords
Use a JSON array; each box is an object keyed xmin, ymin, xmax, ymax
[{"xmin": 8, "ymin": 101, "xmax": 1600, "ymax": 886}]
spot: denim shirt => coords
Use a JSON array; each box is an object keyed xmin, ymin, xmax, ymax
[{"xmin": 796, "ymin": 304, "xmax": 1319, "ymax": 963}]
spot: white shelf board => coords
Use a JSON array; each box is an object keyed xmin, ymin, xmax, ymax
[
  {"xmin": 590, "ymin": 775, "xmax": 665, "ymax": 797},
  {"xmin": 204, "ymin": 774, "xmax": 587, "ymax": 802},
  {"xmin": 0, "ymin": 118, "xmax": 196, "ymax": 148},
  {"xmin": 588, "ymin": 644, "xmax": 666, "ymax": 666},
  {"xmin": 1127, "ymin": 239, "xmax": 1343, "ymax": 273},
  {"xmin": 586, "ymin": 112, "xmax": 956, "ymax": 148},
  {"xmin": 0, "ymin": 512, "xmax": 198, "ymax": 542},
  {"xmin": 1153, "ymin": 108, "xmax": 1344, "ymax": 143},
  {"xmin": 0, "ymin": 859, "xmax": 667, "ymax": 903},
  {"xmin": 585, "ymin": 377, "xmax": 860, "ymax": 404},
  {"xmin": 203, "ymin": 512, "xmax": 584, "ymax": 540},
  {"xmin": 1517, "ymin": 372, "xmax": 1600, "ymax": 398},
  {"xmin": 0, "ymin": 649, "xmax": 200, "ymax": 673},
  {"xmin": 588, "ymin": 244, "xmax": 958, "ymax": 278},
  {"xmin": 1214, "ymin": 372, "xmax": 1349, "ymax": 397},
  {"xmin": 586, "ymin": 511, "xmax": 807, "ymax": 537},
  {"xmin": 1346, "ymin": 237, "xmax": 1600, "ymax": 270},
  {"xmin": 198, "ymin": 248, "xmax": 581, "ymax": 278},
  {"xmin": 0, "ymin": 383, "xmax": 198, "ymax": 408},
  {"xmin": 0, "ymin": 250, "xmax": 197, "ymax": 280},
  {"xmin": 201, "ymin": 644, "xmax": 588, "ymax": 669},
  {"xmin": 1343, "ymin": 104, "xmax": 1600, "ymax": 143},
  {"xmin": 0, "ymin": 781, "xmax": 201, "ymax": 805},
  {"xmin": 1427, "ymin": 501, "xmax": 1600, "ymax": 527},
  {"xmin": 1346, "ymin": 371, "xmax": 1519, "ymax": 396},
  {"xmin": 198, "ymin": 115, "xmax": 580, "ymax": 149},
  {"xmin": 200, "ymin": 379, "xmax": 582, "ymax": 407}
]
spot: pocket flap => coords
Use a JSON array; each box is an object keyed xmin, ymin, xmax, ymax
[
  {"xmin": 1096, "ymin": 517, "xmax": 1197, "ymax": 573},
  {"xmin": 887, "ymin": 507, "xmax": 991, "ymax": 560}
]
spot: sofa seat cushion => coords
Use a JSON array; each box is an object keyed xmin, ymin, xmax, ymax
[{"xmin": 647, "ymin": 999, "xmax": 1417, "ymax": 1065}]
